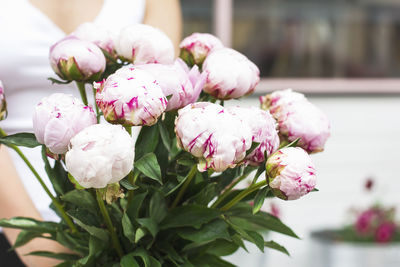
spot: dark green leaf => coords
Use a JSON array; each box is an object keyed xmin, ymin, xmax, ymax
[
  {"xmin": 26, "ymin": 251, "xmax": 80, "ymax": 261},
  {"xmin": 62, "ymin": 189, "xmax": 97, "ymax": 212},
  {"xmin": 284, "ymin": 138, "xmax": 300, "ymax": 148},
  {"xmin": 48, "ymin": 77, "xmax": 71, "ymax": 84},
  {"xmin": 126, "ymin": 191, "xmax": 147, "ymax": 220},
  {"xmin": 149, "ymin": 191, "xmax": 167, "ymax": 223},
  {"xmin": 55, "ymin": 231, "xmax": 88, "ymax": 255},
  {"xmin": 161, "ymin": 205, "xmax": 220, "ymax": 229},
  {"xmin": 120, "ymin": 178, "xmax": 139, "ymax": 190},
  {"xmin": 245, "ymin": 142, "xmax": 260, "ymax": 157},
  {"xmin": 0, "ymin": 217, "xmax": 58, "ymax": 233},
  {"xmin": 158, "ymin": 121, "xmax": 171, "ymax": 152},
  {"xmin": 76, "ymin": 236, "xmax": 106, "ymax": 265},
  {"xmin": 252, "ymin": 187, "xmax": 270, "ymax": 214},
  {"xmin": 69, "ymin": 215, "xmax": 109, "ymax": 242},
  {"xmin": 312, "ymin": 188, "xmax": 319, "ymax": 192},
  {"xmin": 41, "ymin": 147, "xmax": 63, "ymax": 196},
  {"xmin": 205, "ymin": 239, "xmax": 239, "ymax": 256},
  {"xmin": 135, "ymin": 125, "xmax": 159, "ymax": 159},
  {"xmin": 137, "ymin": 218, "xmax": 158, "ymax": 237},
  {"xmin": 0, "ymin": 133, "xmax": 40, "ymax": 148},
  {"xmin": 149, "ymin": 256, "xmax": 162, "ymax": 267},
  {"xmin": 122, "ymin": 213, "xmax": 135, "ymax": 243},
  {"xmin": 187, "ymin": 182, "xmax": 217, "ymax": 206},
  {"xmin": 135, "ymin": 153, "xmax": 162, "ymax": 184},
  {"xmin": 121, "ymin": 254, "xmax": 140, "ymax": 267},
  {"xmin": 135, "ymin": 228, "xmax": 146, "ymax": 243},
  {"xmin": 12, "ymin": 231, "xmax": 43, "ymax": 249},
  {"xmin": 264, "ymin": 240, "xmax": 290, "ymax": 256},
  {"xmin": 131, "ymin": 248, "xmax": 151, "ymax": 267},
  {"xmin": 178, "ymin": 219, "xmax": 230, "ymax": 244},
  {"xmin": 190, "ymin": 254, "xmax": 236, "ymax": 267}
]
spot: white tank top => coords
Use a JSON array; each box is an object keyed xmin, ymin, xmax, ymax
[{"xmin": 0, "ymin": 0, "xmax": 146, "ymax": 221}]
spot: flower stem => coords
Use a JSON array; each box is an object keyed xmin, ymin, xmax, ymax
[
  {"xmin": 76, "ymin": 82, "xmax": 88, "ymax": 106},
  {"xmin": 92, "ymin": 87, "xmax": 100, "ymax": 123},
  {"xmin": 211, "ymin": 173, "xmax": 250, "ymax": 208},
  {"xmin": 0, "ymin": 128, "xmax": 77, "ymax": 232},
  {"xmin": 220, "ymin": 180, "xmax": 267, "ymax": 211},
  {"xmin": 170, "ymin": 165, "xmax": 197, "ymax": 209},
  {"xmin": 95, "ymin": 189, "xmax": 123, "ymax": 258}
]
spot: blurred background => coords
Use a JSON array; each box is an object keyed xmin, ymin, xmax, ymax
[{"xmin": 182, "ymin": 0, "xmax": 400, "ymax": 266}]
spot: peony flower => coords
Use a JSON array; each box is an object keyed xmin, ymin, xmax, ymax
[
  {"xmin": 266, "ymin": 147, "xmax": 316, "ymax": 200},
  {"xmin": 32, "ymin": 93, "xmax": 97, "ymax": 155},
  {"xmin": 175, "ymin": 102, "xmax": 252, "ymax": 172},
  {"xmin": 49, "ymin": 36, "xmax": 106, "ymax": 82},
  {"xmin": 226, "ymin": 106, "xmax": 279, "ymax": 165},
  {"xmin": 355, "ymin": 209, "xmax": 378, "ymax": 234},
  {"xmin": 71, "ymin": 22, "xmax": 115, "ymax": 55},
  {"xmin": 0, "ymin": 80, "xmax": 7, "ymax": 121},
  {"xmin": 260, "ymin": 89, "xmax": 330, "ymax": 153},
  {"xmin": 202, "ymin": 48, "xmax": 260, "ymax": 99},
  {"xmin": 115, "ymin": 24, "xmax": 174, "ymax": 64},
  {"xmin": 136, "ymin": 59, "xmax": 206, "ymax": 111},
  {"xmin": 375, "ymin": 222, "xmax": 396, "ymax": 243},
  {"xmin": 179, "ymin": 33, "xmax": 224, "ymax": 66},
  {"xmin": 95, "ymin": 66, "xmax": 167, "ymax": 126},
  {"xmin": 65, "ymin": 124, "xmax": 135, "ymax": 189}
]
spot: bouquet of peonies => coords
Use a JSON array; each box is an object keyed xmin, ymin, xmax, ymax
[{"xmin": 0, "ymin": 23, "xmax": 330, "ymax": 266}]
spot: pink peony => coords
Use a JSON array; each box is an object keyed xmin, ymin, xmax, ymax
[
  {"xmin": 0, "ymin": 80, "xmax": 6, "ymax": 121},
  {"xmin": 135, "ymin": 59, "xmax": 206, "ymax": 111},
  {"xmin": 115, "ymin": 24, "xmax": 174, "ymax": 64},
  {"xmin": 175, "ymin": 102, "xmax": 253, "ymax": 172},
  {"xmin": 375, "ymin": 222, "xmax": 396, "ymax": 243},
  {"xmin": 179, "ymin": 33, "xmax": 224, "ymax": 66},
  {"xmin": 202, "ymin": 48, "xmax": 260, "ymax": 100},
  {"xmin": 266, "ymin": 147, "xmax": 316, "ymax": 200},
  {"xmin": 260, "ymin": 89, "xmax": 330, "ymax": 153},
  {"xmin": 226, "ymin": 106, "xmax": 280, "ymax": 165},
  {"xmin": 71, "ymin": 22, "xmax": 115, "ymax": 55},
  {"xmin": 49, "ymin": 36, "xmax": 106, "ymax": 82},
  {"xmin": 32, "ymin": 93, "xmax": 97, "ymax": 154},
  {"xmin": 95, "ymin": 66, "xmax": 167, "ymax": 126}
]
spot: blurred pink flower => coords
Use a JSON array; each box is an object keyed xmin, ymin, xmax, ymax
[{"xmin": 375, "ymin": 222, "xmax": 396, "ymax": 243}]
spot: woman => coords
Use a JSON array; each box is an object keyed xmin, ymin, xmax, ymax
[{"xmin": 0, "ymin": 0, "xmax": 182, "ymax": 265}]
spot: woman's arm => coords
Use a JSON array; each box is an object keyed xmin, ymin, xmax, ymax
[
  {"xmin": 0, "ymin": 146, "xmax": 70, "ymax": 267},
  {"xmin": 143, "ymin": 0, "xmax": 182, "ymax": 54}
]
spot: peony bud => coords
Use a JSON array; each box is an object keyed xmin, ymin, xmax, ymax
[
  {"xmin": 266, "ymin": 147, "xmax": 316, "ymax": 200},
  {"xmin": 32, "ymin": 93, "xmax": 97, "ymax": 155},
  {"xmin": 202, "ymin": 48, "xmax": 260, "ymax": 99},
  {"xmin": 179, "ymin": 33, "xmax": 224, "ymax": 66},
  {"xmin": 0, "ymin": 80, "xmax": 7, "ymax": 121},
  {"xmin": 95, "ymin": 66, "xmax": 167, "ymax": 126},
  {"xmin": 226, "ymin": 106, "xmax": 279, "ymax": 165},
  {"xmin": 115, "ymin": 24, "xmax": 174, "ymax": 64},
  {"xmin": 71, "ymin": 22, "xmax": 115, "ymax": 55},
  {"xmin": 65, "ymin": 124, "xmax": 135, "ymax": 189},
  {"xmin": 136, "ymin": 59, "xmax": 206, "ymax": 111},
  {"xmin": 49, "ymin": 36, "xmax": 106, "ymax": 82},
  {"xmin": 175, "ymin": 102, "xmax": 252, "ymax": 172},
  {"xmin": 260, "ymin": 89, "xmax": 330, "ymax": 153}
]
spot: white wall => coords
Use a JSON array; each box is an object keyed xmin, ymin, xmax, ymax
[{"xmin": 226, "ymin": 95, "xmax": 400, "ymax": 267}]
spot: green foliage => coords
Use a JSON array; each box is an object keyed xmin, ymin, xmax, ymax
[
  {"xmin": 1, "ymin": 116, "xmax": 300, "ymax": 266},
  {"xmin": 0, "ymin": 133, "xmax": 41, "ymax": 148}
]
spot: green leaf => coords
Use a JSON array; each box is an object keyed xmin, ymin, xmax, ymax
[
  {"xmin": 0, "ymin": 217, "xmax": 58, "ymax": 233},
  {"xmin": 158, "ymin": 121, "xmax": 171, "ymax": 152},
  {"xmin": 120, "ymin": 178, "xmax": 139, "ymax": 190},
  {"xmin": 264, "ymin": 240, "xmax": 290, "ymax": 256},
  {"xmin": 77, "ymin": 236, "xmax": 108, "ymax": 265},
  {"xmin": 42, "ymin": 147, "xmax": 63, "ymax": 196},
  {"xmin": 0, "ymin": 133, "xmax": 41, "ymax": 148},
  {"xmin": 135, "ymin": 153, "xmax": 162, "ymax": 184},
  {"xmin": 135, "ymin": 125, "xmax": 159, "ymax": 159},
  {"xmin": 252, "ymin": 187, "xmax": 270, "ymax": 214},
  {"xmin": 149, "ymin": 256, "xmax": 162, "ymax": 267},
  {"xmin": 190, "ymin": 254, "xmax": 236, "ymax": 267},
  {"xmin": 122, "ymin": 213, "xmax": 135, "ymax": 243},
  {"xmin": 12, "ymin": 230, "xmax": 43, "ymax": 249},
  {"xmin": 245, "ymin": 141, "xmax": 260, "ymax": 157},
  {"xmin": 69, "ymin": 214, "xmax": 109, "ymax": 242},
  {"xmin": 55, "ymin": 231, "xmax": 88, "ymax": 255},
  {"xmin": 161, "ymin": 205, "xmax": 220, "ymax": 229},
  {"xmin": 312, "ymin": 188, "xmax": 319, "ymax": 192},
  {"xmin": 149, "ymin": 191, "xmax": 167, "ymax": 223},
  {"xmin": 121, "ymin": 254, "xmax": 140, "ymax": 267},
  {"xmin": 62, "ymin": 189, "xmax": 97, "ymax": 212},
  {"xmin": 137, "ymin": 218, "xmax": 158, "ymax": 237},
  {"xmin": 205, "ymin": 239, "xmax": 239, "ymax": 256},
  {"xmin": 226, "ymin": 219, "xmax": 264, "ymax": 252},
  {"xmin": 187, "ymin": 182, "xmax": 217, "ymax": 206},
  {"xmin": 26, "ymin": 251, "xmax": 80, "ymax": 261},
  {"xmin": 126, "ymin": 191, "xmax": 147, "ymax": 220},
  {"xmin": 284, "ymin": 138, "xmax": 300, "ymax": 148},
  {"xmin": 131, "ymin": 248, "xmax": 151, "ymax": 267},
  {"xmin": 135, "ymin": 228, "xmax": 146, "ymax": 243},
  {"xmin": 178, "ymin": 219, "xmax": 230, "ymax": 244}
]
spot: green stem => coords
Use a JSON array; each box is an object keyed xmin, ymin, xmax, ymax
[
  {"xmin": 96, "ymin": 189, "xmax": 123, "ymax": 258},
  {"xmin": 92, "ymin": 87, "xmax": 100, "ymax": 123},
  {"xmin": 170, "ymin": 165, "xmax": 197, "ymax": 209},
  {"xmin": 124, "ymin": 126, "xmax": 132, "ymax": 135},
  {"xmin": 220, "ymin": 180, "xmax": 267, "ymax": 211},
  {"xmin": 0, "ymin": 128, "xmax": 77, "ymax": 232},
  {"xmin": 76, "ymin": 82, "xmax": 88, "ymax": 106},
  {"xmin": 211, "ymin": 173, "xmax": 250, "ymax": 208}
]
